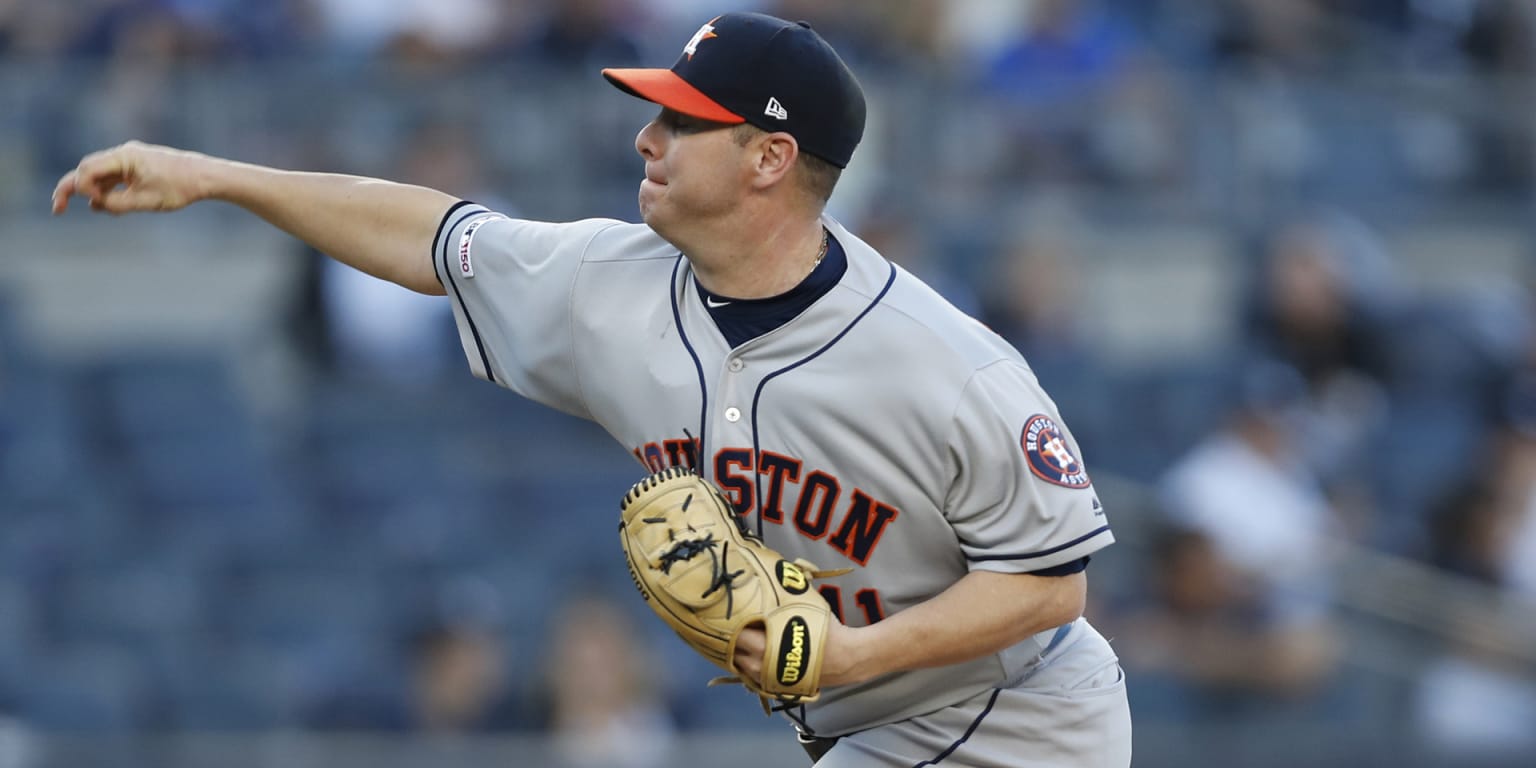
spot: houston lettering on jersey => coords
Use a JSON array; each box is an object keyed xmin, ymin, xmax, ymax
[
  {"xmin": 631, "ymin": 440, "xmax": 899, "ymax": 566},
  {"xmin": 633, "ymin": 437, "xmax": 702, "ymax": 472}
]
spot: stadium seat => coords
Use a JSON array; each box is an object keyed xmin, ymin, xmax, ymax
[
  {"xmin": 89, "ymin": 354, "xmax": 253, "ymax": 443},
  {"xmin": 16, "ymin": 643, "xmax": 154, "ymax": 730}
]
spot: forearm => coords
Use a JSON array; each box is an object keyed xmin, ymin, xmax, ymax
[
  {"xmin": 829, "ymin": 570, "xmax": 1086, "ymax": 685},
  {"xmin": 207, "ymin": 160, "xmax": 455, "ymax": 295},
  {"xmin": 53, "ymin": 141, "xmax": 457, "ymax": 295}
]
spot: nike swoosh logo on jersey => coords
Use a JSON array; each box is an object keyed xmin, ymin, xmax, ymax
[{"xmin": 705, "ymin": 297, "xmax": 732, "ymax": 308}]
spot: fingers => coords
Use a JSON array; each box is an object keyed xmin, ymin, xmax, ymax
[
  {"xmin": 50, "ymin": 170, "xmax": 77, "ymax": 214},
  {"xmin": 77, "ymin": 148, "xmax": 130, "ymax": 206},
  {"xmin": 733, "ymin": 626, "xmax": 767, "ymax": 680},
  {"xmin": 51, "ymin": 144, "xmax": 133, "ymax": 215},
  {"xmin": 96, "ymin": 186, "xmax": 167, "ymax": 215}
]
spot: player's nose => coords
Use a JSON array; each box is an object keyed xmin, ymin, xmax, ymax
[{"xmin": 635, "ymin": 118, "xmax": 663, "ymax": 161}]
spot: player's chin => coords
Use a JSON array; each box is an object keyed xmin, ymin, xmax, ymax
[
  {"xmin": 637, "ymin": 183, "xmax": 666, "ymax": 223},
  {"xmin": 639, "ymin": 178, "xmax": 666, "ymax": 203}
]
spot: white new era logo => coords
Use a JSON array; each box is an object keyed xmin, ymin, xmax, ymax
[{"xmin": 764, "ymin": 97, "xmax": 788, "ymax": 120}]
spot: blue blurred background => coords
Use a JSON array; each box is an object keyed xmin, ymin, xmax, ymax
[{"xmin": 2, "ymin": 1, "xmax": 1535, "ymax": 766}]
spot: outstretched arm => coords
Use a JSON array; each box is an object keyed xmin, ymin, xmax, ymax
[{"xmin": 52, "ymin": 141, "xmax": 456, "ymax": 295}]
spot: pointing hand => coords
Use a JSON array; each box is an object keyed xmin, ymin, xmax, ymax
[{"xmin": 52, "ymin": 140, "xmax": 208, "ymax": 216}]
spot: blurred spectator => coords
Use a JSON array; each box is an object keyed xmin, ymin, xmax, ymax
[
  {"xmin": 0, "ymin": 0, "xmax": 316, "ymax": 60},
  {"xmin": 929, "ymin": 0, "xmax": 1035, "ymax": 69},
  {"xmin": 1085, "ymin": 47, "xmax": 1186, "ymax": 188},
  {"xmin": 516, "ymin": 0, "xmax": 644, "ymax": 71},
  {"xmin": 1461, "ymin": 0, "xmax": 1535, "ymax": 75},
  {"xmin": 973, "ymin": 0, "xmax": 1139, "ymax": 181},
  {"xmin": 0, "ymin": 0, "xmax": 23, "ymax": 56},
  {"xmin": 1406, "ymin": 328, "xmax": 1536, "ymax": 755},
  {"xmin": 1424, "ymin": 478, "xmax": 1509, "ymax": 584},
  {"xmin": 1483, "ymin": 374, "xmax": 1536, "ymax": 598},
  {"xmin": 60, "ymin": 2, "xmax": 192, "ymax": 186},
  {"xmin": 978, "ymin": 202, "xmax": 1090, "ymax": 370},
  {"xmin": 1247, "ymin": 209, "xmax": 1396, "ymax": 376},
  {"xmin": 1112, "ymin": 527, "xmax": 1284, "ymax": 714},
  {"xmin": 1161, "ymin": 358, "xmax": 1346, "ymax": 612},
  {"xmin": 1138, "ymin": 358, "xmax": 1345, "ymax": 715},
  {"xmin": 1242, "ymin": 210, "xmax": 1399, "ymax": 496},
  {"xmin": 1414, "ymin": 471, "xmax": 1536, "ymax": 761},
  {"xmin": 1113, "ymin": 521, "xmax": 1346, "ymax": 722},
  {"xmin": 309, "ymin": 0, "xmax": 506, "ymax": 61},
  {"xmin": 981, "ymin": 0, "xmax": 1136, "ymax": 102},
  {"xmin": 1414, "ymin": 639, "xmax": 1536, "ymax": 762},
  {"xmin": 1460, "ymin": 0, "xmax": 1535, "ymax": 191},
  {"xmin": 408, "ymin": 620, "xmax": 519, "ymax": 733},
  {"xmin": 305, "ymin": 578, "xmax": 524, "ymax": 732},
  {"xmin": 292, "ymin": 119, "xmax": 507, "ymax": 386},
  {"xmin": 856, "ymin": 0, "xmax": 950, "ymax": 68},
  {"xmin": 70, "ymin": 0, "xmax": 234, "ymax": 62},
  {"xmin": 1365, "ymin": 272, "xmax": 1526, "ymax": 556},
  {"xmin": 535, "ymin": 595, "xmax": 676, "ymax": 768},
  {"xmin": 1209, "ymin": 0, "xmax": 1342, "ymax": 72},
  {"xmin": 0, "ymin": 716, "xmax": 40, "ymax": 766},
  {"xmin": 310, "ymin": 253, "xmax": 456, "ymax": 388},
  {"xmin": 163, "ymin": 0, "xmax": 319, "ymax": 59}
]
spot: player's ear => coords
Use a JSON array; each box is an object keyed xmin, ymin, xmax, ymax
[{"xmin": 748, "ymin": 132, "xmax": 799, "ymax": 192}]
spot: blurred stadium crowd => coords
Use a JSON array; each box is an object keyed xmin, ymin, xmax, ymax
[{"xmin": 2, "ymin": 1, "xmax": 1536, "ymax": 767}]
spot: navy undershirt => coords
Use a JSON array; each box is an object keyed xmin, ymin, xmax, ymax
[
  {"xmin": 696, "ymin": 229, "xmax": 848, "ymax": 348},
  {"xmin": 695, "ymin": 230, "xmax": 1088, "ymax": 578},
  {"xmin": 1032, "ymin": 556, "xmax": 1089, "ymax": 577}
]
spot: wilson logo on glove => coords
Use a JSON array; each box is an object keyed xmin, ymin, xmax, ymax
[
  {"xmin": 779, "ymin": 616, "xmax": 811, "ymax": 685},
  {"xmin": 776, "ymin": 560, "xmax": 810, "ymax": 594},
  {"xmin": 618, "ymin": 467, "xmax": 848, "ymax": 710}
]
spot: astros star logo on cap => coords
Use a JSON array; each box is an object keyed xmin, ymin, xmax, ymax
[
  {"xmin": 602, "ymin": 12, "xmax": 867, "ymax": 168},
  {"xmin": 683, "ymin": 17, "xmax": 719, "ymax": 60}
]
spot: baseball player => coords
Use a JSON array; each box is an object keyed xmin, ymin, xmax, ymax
[{"xmin": 53, "ymin": 12, "xmax": 1130, "ymax": 766}]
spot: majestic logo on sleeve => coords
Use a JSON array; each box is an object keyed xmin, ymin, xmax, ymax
[
  {"xmin": 683, "ymin": 17, "xmax": 720, "ymax": 59},
  {"xmin": 1022, "ymin": 414, "xmax": 1091, "ymax": 488}
]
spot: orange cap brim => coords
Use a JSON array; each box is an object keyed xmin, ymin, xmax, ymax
[{"xmin": 602, "ymin": 68, "xmax": 745, "ymax": 124}]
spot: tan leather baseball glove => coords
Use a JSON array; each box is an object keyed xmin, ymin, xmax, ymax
[{"xmin": 619, "ymin": 467, "xmax": 847, "ymax": 708}]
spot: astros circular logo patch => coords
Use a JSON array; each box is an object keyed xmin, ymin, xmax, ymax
[{"xmin": 1021, "ymin": 414, "xmax": 1090, "ymax": 488}]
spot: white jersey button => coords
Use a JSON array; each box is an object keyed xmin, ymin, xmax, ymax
[
  {"xmin": 724, "ymin": 406, "xmax": 741, "ymax": 422},
  {"xmin": 728, "ymin": 358, "xmax": 744, "ymax": 372}
]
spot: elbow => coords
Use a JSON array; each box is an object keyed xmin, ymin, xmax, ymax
[
  {"xmin": 404, "ymin": 258, "xmax": 447, "ymax": 296},
  {"xmin": 413, "ymin": 278, "xmax": 448, "ymax": 297}
]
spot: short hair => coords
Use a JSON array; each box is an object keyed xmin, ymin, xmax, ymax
[{"xmin": 732, "ymin": 123, "xmax": 842, "ymax": 206}]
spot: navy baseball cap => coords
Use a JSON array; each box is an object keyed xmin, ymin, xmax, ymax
[{"xmin": 602, "ymin": 13, "xmax": 866, "ymax": 168}]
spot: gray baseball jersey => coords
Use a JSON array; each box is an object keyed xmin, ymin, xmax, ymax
[{"xmin": 432, "ymin": 202, "xmax": 1126, "ymax": 761}]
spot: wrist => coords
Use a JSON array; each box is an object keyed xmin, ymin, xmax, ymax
[
  {"xmin": 822, "ymin": 622, "xmax": 886, "ymax": 688},
  {"xmin": 192, "ymin": 152, "xmax": 236, "ymax": 204}
]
